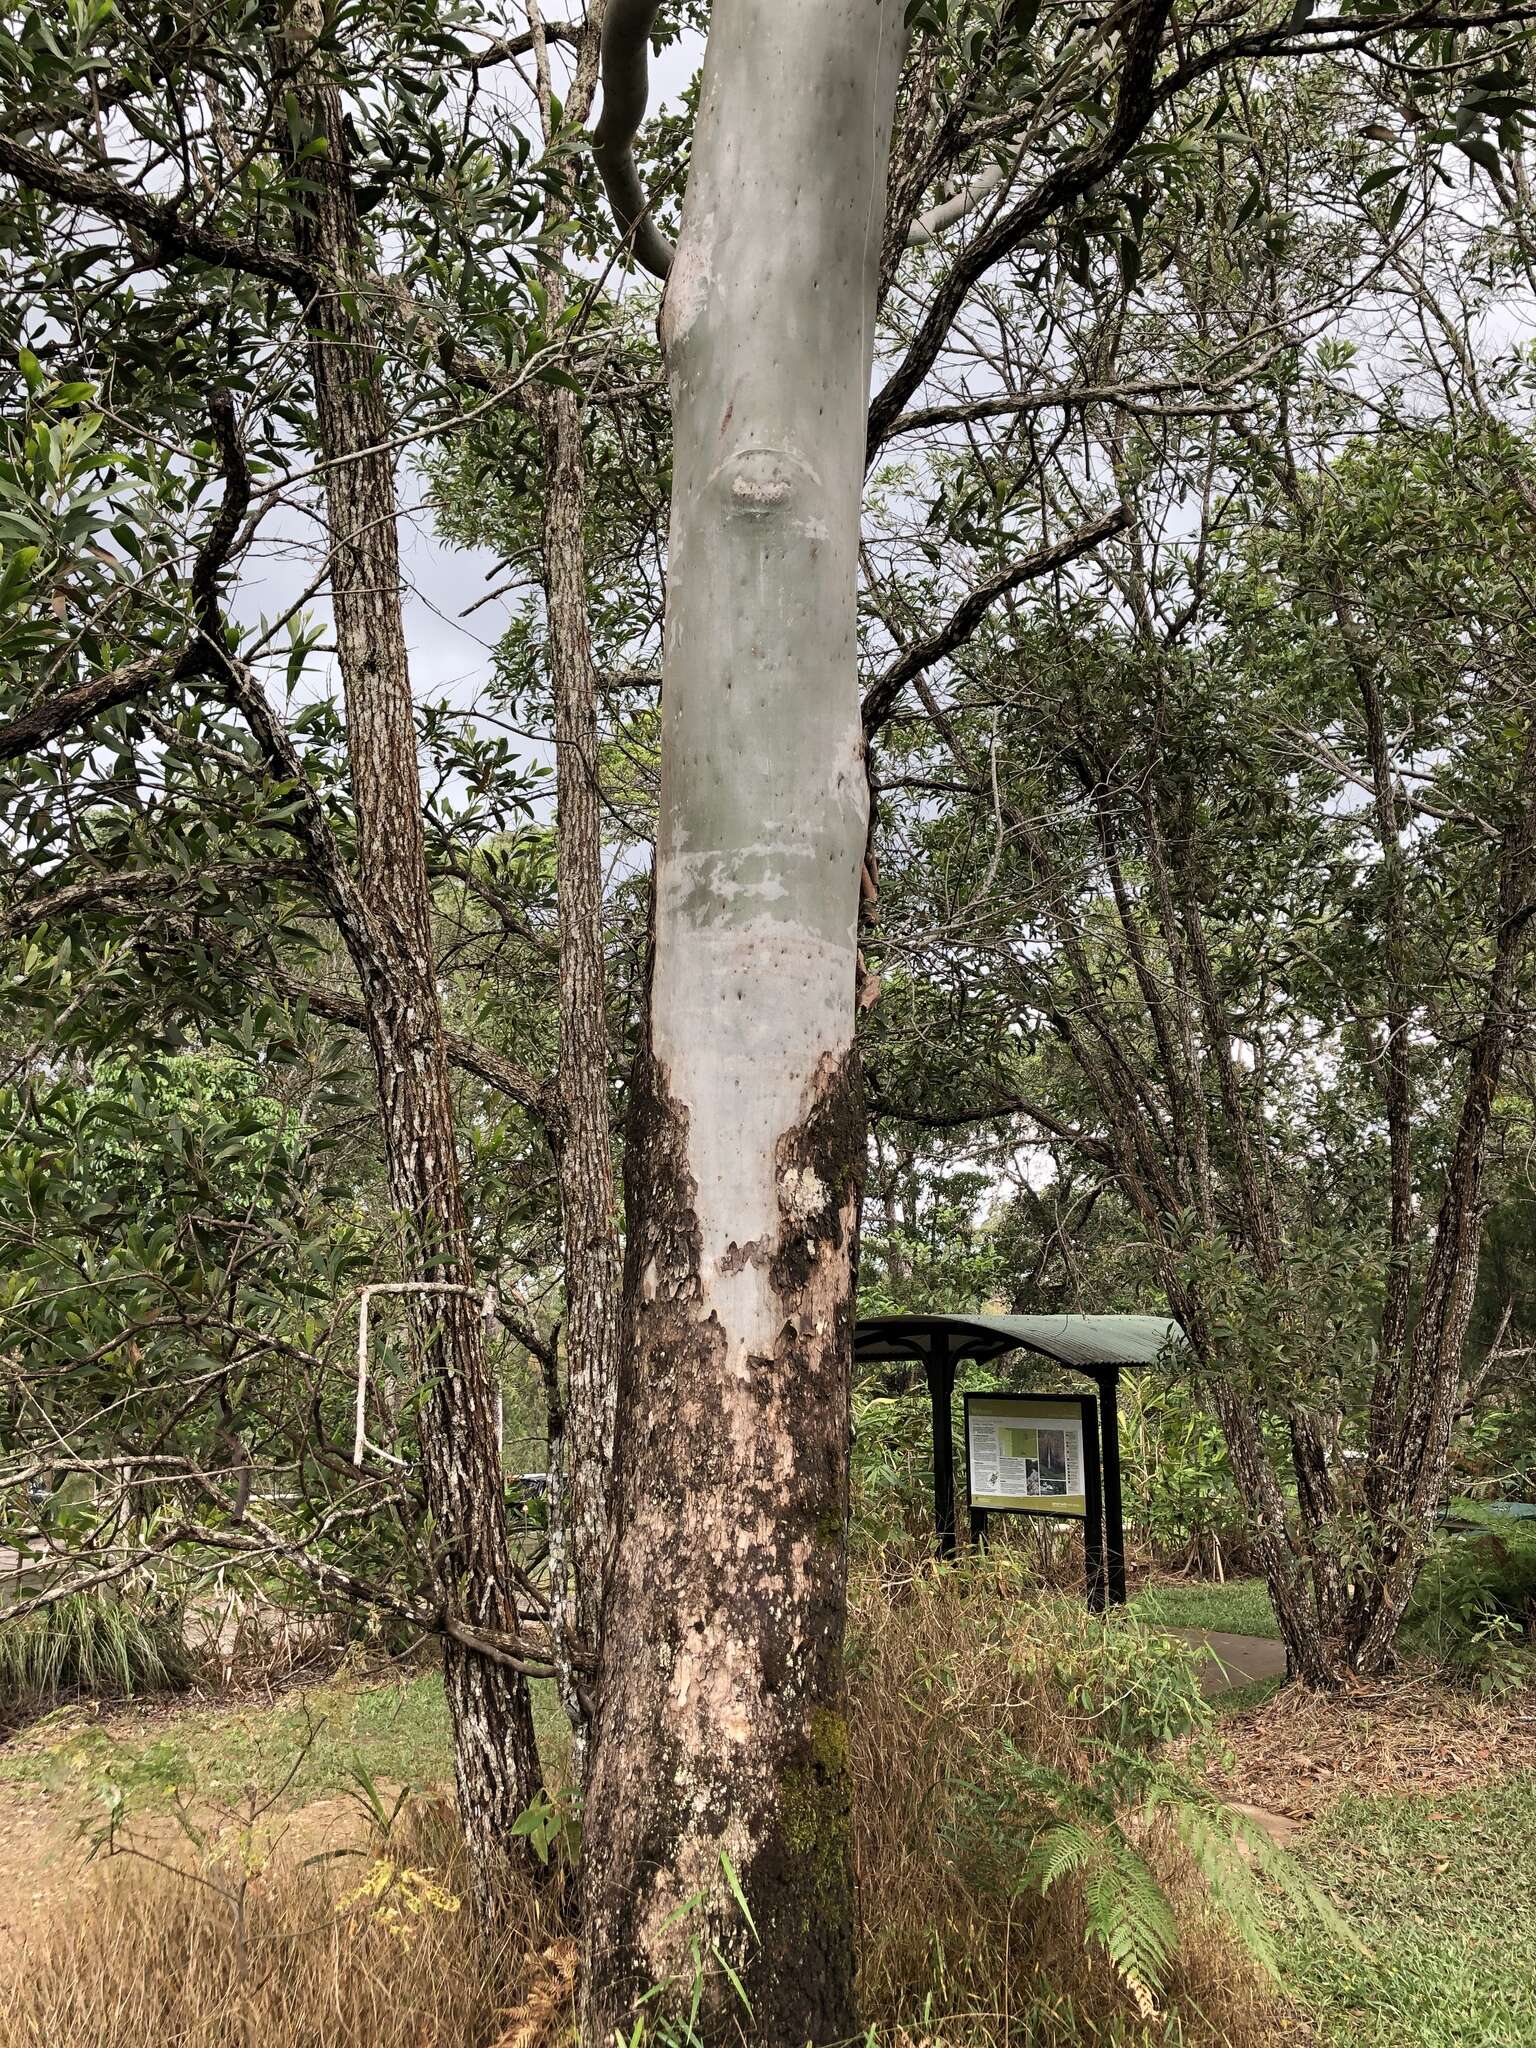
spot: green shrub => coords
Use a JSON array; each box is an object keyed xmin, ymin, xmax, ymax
[
  {"xmin": 1042, "ymin": 1597, "xmax": 1213, "ymax": 1747},
  {"xmin": 1406, "ymin": 1533, "xmax": 1536, "ymax": 1693},
  {"xmin": 1122, "ymin": 1375, "xmax": 1245, "ymax": 1575},
  {"xmin": 0, "ymin": 1584, "xmax": 197, "ymax": 1719}
]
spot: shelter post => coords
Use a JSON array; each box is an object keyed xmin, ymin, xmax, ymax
[
  {"xmin": 927, "ymin": 1329, "xmax": 957, "ymax": 1559},
  {"xmin": 1099, "ymin": 1365, "xmax": 1127, "ymax": 1606}
]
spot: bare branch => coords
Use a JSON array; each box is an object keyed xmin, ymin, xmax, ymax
[
  {"xmin": 592, "ymin": 0, "xmax": 674, "ymax": 280},
  {"xmin": 869, "ymin": 0, "xmax": 1536, "ymax": 464},
  {"xmin": 467, "ymin": 18, "xmax": 579, "ymax": 67},
  {"xmin": 0, "ymin": 861, "xmax": 306, "ymax": 938},
  {"xmin": 264, "ymin": 963, "xmax": 553, "ymax": 1119},
  {"xmin": 861, "ymin": 503, "xmax": 1130, "ymax": 736},
  {"xmin": 886, "ymin": 354, "xmax": 1287, "ymax": 438},
  {"xmin": 868, "ymin": 1086, "xmax": 1115, "ymax": 1162},
  {"xmin": 867, "ymin": 0, "xmax": 1173, "ymax": 461},
  {"xmin": 0, "ymin": 650, "xmax": 179, "ymax": 764},
  {"xmin": 905, "ymin": 158, "xmax": 1010, "ymax": 246}
]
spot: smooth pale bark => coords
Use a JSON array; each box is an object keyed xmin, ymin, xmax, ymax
[
  {"xmin": 582, "ymin": 3, "xmax": 904, "ymax": 2041},
  {"xmin": 282, "ymin": 1, "xmax": 544, "ymax": 1909}
]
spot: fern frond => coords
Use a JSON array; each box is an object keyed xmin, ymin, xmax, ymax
[
  {"xmin": 1170, "ymin": 1800, "xmax": 1280, "ymax": 1983},
  {"xmin": 1082, "ymin": 1845, "xmax": 1179, "ymax": 2010},
  {"xmin": 1025, "ymin": 1819, "xmax": 1103, "ymax": 1893}
]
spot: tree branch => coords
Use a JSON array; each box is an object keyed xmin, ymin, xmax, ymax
[
  {"xmin": 592, "ymin": 0, "xmax": 674, "ymax": 280},
  {"xmin": 0, "ymin": 388, "xmax": 251, "ymax": 763},
  {"xmin": 886, "ymin": 356, "xmax": 1285, "ymax": 438},
  {"xmin": 867, "ymin": 0, "xmax": 1173, "ymax": 461},
  {"xmin": 0, "ymin": 132, "xmax": 320, "ymax": 296},
  {"xmin": 861, "ymin": 503, "xmax": 1129, "ymax": 736},
  {"xmin": 868, "ymin": 1085, "xmax": 1115, "ymax": 1162},
  {"xmin": 905, "ymin": 158, "xmax": 1011, "ymax": 246},
  {"xmin": 265, "ymin": 964, "xmax": 553, "ymax": 1120},
  {"xmin": 0, "ymin": 861, "xmax": 306, "ymax": 939},
  {"xmin": 467, "ymin": 19, "xmax": 579, "ymax": 67}
]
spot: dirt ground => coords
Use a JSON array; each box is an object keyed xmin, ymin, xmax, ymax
[
  {"xmin": 0, "ymin": 1761, "xmax": 383, "ymax": 1968},
  {"xmin": 1195, "ymin": 1673, "xmax": 1536, "ymax": 1821}
]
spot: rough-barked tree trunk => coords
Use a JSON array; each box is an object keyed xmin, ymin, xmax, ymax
[
  {"xmin": 282, "ymin": 0, "xmax": 544, "ymax": 1908},
  {"xmin": 1349, "ymin": 743, "xmax": 1536, "ymax": 1671},
  {"xmin": 525, "ymin": 2, "xmax": 625, "ymax": 1771},
  {"xmin": 582, "ymin": 2, "xmax": 904, "ymax": 2039}
]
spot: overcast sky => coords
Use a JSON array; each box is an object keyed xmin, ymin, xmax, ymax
[{"xmin": 234, "ymin": 25, "xmax": 701, "ymax": 753}]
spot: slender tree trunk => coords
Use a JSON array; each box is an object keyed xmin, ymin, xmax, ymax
[
  {"xmin": 582, "ymin": 5, "xmax": 903, "ymax": 2039},
  {"xmin": 525, "ymin": 3, "xmax": 626, "ymax": 1768},
  {"xmin": 1350, "ymin": 758, "xmax": 1536, "ymax": 1671},
  {"xmin": 282, "ymin": 1, "xmax": 544, "ymax": 1907},
  {"xmin": 542, "ymin": 386, "xmax": 624, "ymax": 1683}
]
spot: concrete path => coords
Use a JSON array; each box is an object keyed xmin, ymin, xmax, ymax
[{"xmin": 1169, "ymin": 1628, "xmax": 1288, "ymax": 1697}]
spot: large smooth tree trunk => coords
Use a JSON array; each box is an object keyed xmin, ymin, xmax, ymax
[
  {"xmin": 283, "ymin": 1, "xmax": 544, "ymax": 1909},
  {"xmin": 582, "ymin": 4, "xmax": 903, "ymax": 2040}
]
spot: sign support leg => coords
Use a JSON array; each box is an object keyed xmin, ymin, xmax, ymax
[
  {"xmin": 1082, "ymin": 1392, "xmax": 1107, "ymax": 1612},
  {"xmin": 1098, "ymin": 1365, "xmax": 1128, "ymax": 1607},
  {"xmin": 927, "ymin": 1332, "xmax": 957, "ymax": 1560}
]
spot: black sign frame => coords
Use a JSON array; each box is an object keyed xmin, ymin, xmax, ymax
[{"xmin": 963, "ymin": 1389, "xmax": 1109, "ymax": 1609}]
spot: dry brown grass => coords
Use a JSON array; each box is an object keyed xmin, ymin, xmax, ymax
[
  {"xmin": 0, "ymin": 1556, "xmax": 1312, "ymax": 2048},
  {"xmin": 0, "ymin": 1795, "xmax": 568, "ymax": 2048},
  {"xmin": 848, "ymin": 1550, "xmax": 1304, "ymax": 2047}
]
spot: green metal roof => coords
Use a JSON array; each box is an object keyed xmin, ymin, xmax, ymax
[{"xmin": 853, "ymin": 1312, "xmax": 1184, "ymax": 1371}]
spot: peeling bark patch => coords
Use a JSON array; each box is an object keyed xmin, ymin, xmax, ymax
[
  {"xmin": 771, "ymin": 1047, "xmax": 864, "ymax": 1300},
  {"xmin": 718, "ymin": 1235, "xmax": 772, "ymax": 1276},
  {"xmin": 583, "ymin": 1045, "xmax": 865, "ymax": 2043}
]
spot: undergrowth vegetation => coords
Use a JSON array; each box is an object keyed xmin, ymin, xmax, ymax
[
  {"xmin": 0, "ymin": 1583, "xmax": 194, "ymax": 1728},
  {"xmin": 848, "ymin": 1553, "xmax": 1326, "ymax": 2045},
  {"xmin": 1404, "ymin": 1529, "xmax": 1536, "ymax": 1693},
  {"xmin": 0, "ymin": 1554, "xmax": 1339, "ymax": 2047},
  {"xmin": 0, "ymin": 1796, "xmax": 564, "ymax": 2048}
]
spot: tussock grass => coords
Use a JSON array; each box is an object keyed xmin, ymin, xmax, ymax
[
  {"xmin": 0, "ymin": 1795, "xmax": 568, "ymax": 2048},
  {"xmin": 0, "ymin": 1586, "xmax": 195, "ymax": 1725}
]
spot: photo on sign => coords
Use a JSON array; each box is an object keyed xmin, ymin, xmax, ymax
[{"xmin": 998, "ymin": 1423, "xmax": 1070, "ymax": 1496}]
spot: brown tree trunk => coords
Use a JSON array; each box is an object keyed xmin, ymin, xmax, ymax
[
  {"xmin": 525, "ymin": 3, "xmax": 626, "ymax": 1767},
  {"xmin": 1349, "ymin": 754, "xmax": 1536, "ymax": 1672},
  {"xmin": 281, "ymin": 1, "xmax": 544, "ymax": 1907},
  {"xmin": 542, "ymin": 381, "xmax": 624, "ymax": 1683}
]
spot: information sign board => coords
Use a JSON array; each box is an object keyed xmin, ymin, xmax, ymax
[{"xmin": 964, "ymin": 1393, "xmax": 1096, "ymax": 1518}]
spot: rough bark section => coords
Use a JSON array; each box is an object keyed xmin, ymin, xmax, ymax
[
  {"xmin": 541, "ymin": 379, "xmax": 624, "ymax": 1697},
  {"xmin": 1350, "ymin": 755, "xmax": 1536, "ymax": 1671},
  {"xmin": 520, "ymin": 4, "xmax": 623, "ymax": 1757},
  {"xmin": 585, "ymin": 1044, "xmax": 863, "ymax": 2046},
  {"xmin": 281, "ymin": 0, "xmax": 543, "ymax": 1905}
]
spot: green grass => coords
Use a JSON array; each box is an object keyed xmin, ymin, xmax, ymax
[
  {"xmin": 0, "ymin": 1587, "xmax": 196, "ymax": 1711},
  {"xmin": 1132, "ymin": 1576, "xmax": 1279, "ymax": 1639},
  {"xmin": 1279, "ymin": 1775, "xmax": 1536, "ymax": 2048},
  {"xmin": 0, "ymin": 1663, "xmax": 567, "ymax": 1815}
]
